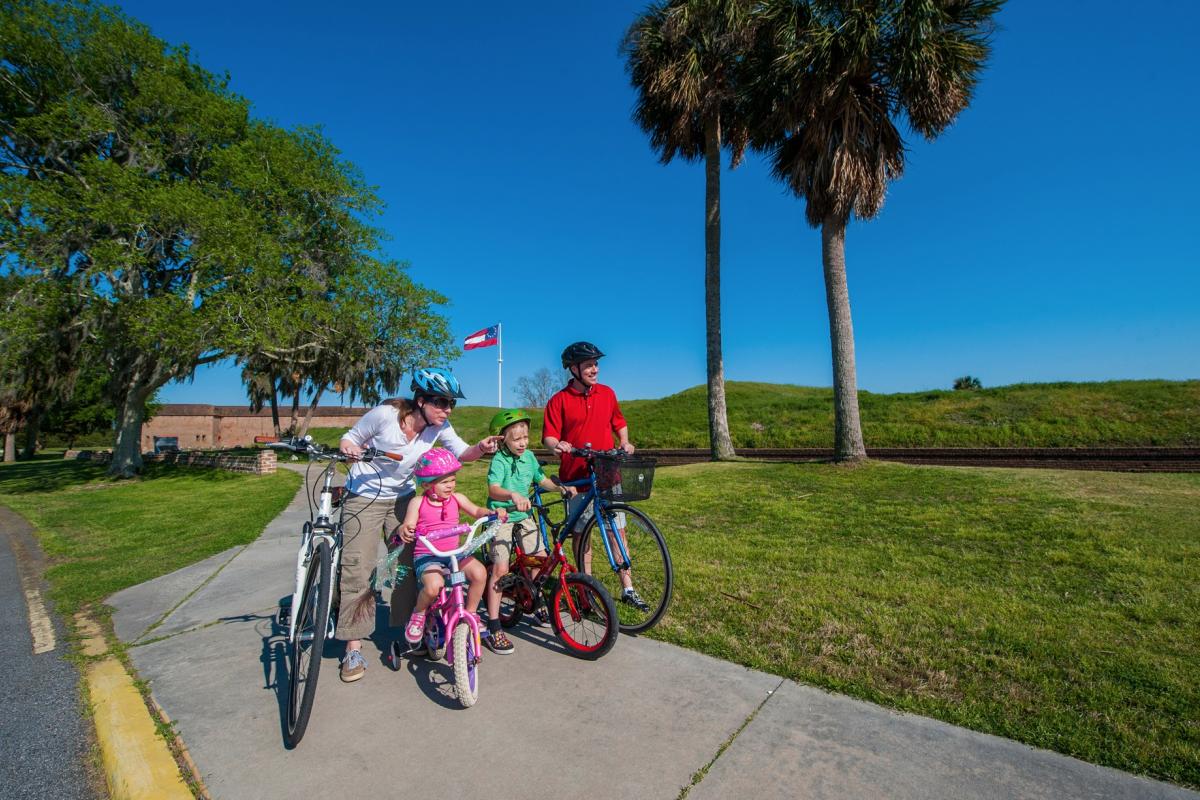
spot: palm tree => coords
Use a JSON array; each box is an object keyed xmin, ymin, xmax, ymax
[
  {"xmin": 624, "ymin": 0, "xmax": 757, "ymax": 461},
  {"xmin": 752, "ymin": 0, "xmax": 1003, "ymax": 460}
]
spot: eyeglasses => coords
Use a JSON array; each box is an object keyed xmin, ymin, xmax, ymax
[{"xmin": 427, "ymin": 396, "xmax": 456, "ymax": 410}]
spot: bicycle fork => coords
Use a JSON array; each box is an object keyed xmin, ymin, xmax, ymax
[
  {"xmin": 594, "ymin": 509, "xmax": 632, "ymax": 572},
  {"xmin": 287, "ymin": 523, "xmax": 340, "ymax": 645}
]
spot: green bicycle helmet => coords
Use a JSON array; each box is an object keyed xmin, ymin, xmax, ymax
[{"xmin": 489, "ymin": 408, "xmax": 532, "ymax": 437}]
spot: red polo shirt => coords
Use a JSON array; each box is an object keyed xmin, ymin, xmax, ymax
[{"xmin": 543, "ymin": 382, "xmax": 627, "ymax": 482}]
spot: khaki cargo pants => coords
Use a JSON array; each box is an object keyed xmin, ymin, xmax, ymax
[{"xmin": 336, "ymin": 491, "xmax": 415, "ymax": 641}]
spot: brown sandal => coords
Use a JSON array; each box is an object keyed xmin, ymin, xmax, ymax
[{"xmin": 484, "ymin": 630, "xmax": 514, "ymax": 654}]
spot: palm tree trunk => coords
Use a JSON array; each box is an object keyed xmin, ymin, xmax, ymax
[
  {"xmin": 298, "ymin": 386, "xmax": 324, "ymax": 439},
  {"xmin": 287, "ymin": 389, "xmax": 300, "ymax": 436},
  {"xmin": 269, "ymin": 376, "xmax": 281, "ymax": 438},
  {"xmin": 704, "ymin": 116, "xmax": 736, "ymax": 461},
  {"xmin": 3, "ymin": 432, "xmax": 15, "ymax": 463},
  {"xmin": 821, "ymin": 216, "xmax": 866, "ymax": 461}
]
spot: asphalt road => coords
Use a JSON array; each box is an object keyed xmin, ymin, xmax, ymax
[{"xmin": 0, "ymin": 507, "xmax": 101, "ymax": 800}]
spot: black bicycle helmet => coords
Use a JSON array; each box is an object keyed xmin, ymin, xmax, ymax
[{"xmin": 560, "ymin": 341, "xmax": 605, "ymax": 369}]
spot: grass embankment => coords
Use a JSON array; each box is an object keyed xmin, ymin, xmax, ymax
[
  {"xmin": 637, "ymin": 460, "xmax": 1199, "ymax": 786},
  {"xmin": 0, "ymin": 459, "xmax": 301, "ymax": 614},
  {"xmin": 309, "ymin": 379, "xmax": 1199, "ymax": 449}
]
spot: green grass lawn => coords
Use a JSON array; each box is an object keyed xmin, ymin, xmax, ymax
[
  {"xmin": 634, "ymin": 460, "xmax": 1199, "ymax": 787},
  {"xmin": 0, "ymin": 459, "xmax": 301, "ymax": 614},
  {"xmin": 308, "ymin": 378, "xmax": 1199, "ymax": 450}
]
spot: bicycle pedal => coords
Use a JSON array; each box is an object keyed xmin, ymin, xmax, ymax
[{"xmin": 390, "ymin": 640, "xmax": 426, "ymax": 664}]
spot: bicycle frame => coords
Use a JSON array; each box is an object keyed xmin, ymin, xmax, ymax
[
  {"xmin": 533, "ymin": 468, "xmax": 632, "ymax": 574},
  {"xmin": 287, "ymin": 459, "xmax": 344, "ymax": 646},
  {"xmin": 417, "ymin": 517, "xmax": 497, "ymax": 668},
  {"xmin": 517, "ymin": 488, "xmax": 603, "ymax": 620}
]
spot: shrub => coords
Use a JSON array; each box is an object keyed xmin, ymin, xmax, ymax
[{"xmin": 953, "ymin": 375, "xmax": 983, "ymax": 391}]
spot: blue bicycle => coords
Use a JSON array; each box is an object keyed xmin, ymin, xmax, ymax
[{"xmin": 503, "ymin": 447, "xmax": 673, "ymax": 634}]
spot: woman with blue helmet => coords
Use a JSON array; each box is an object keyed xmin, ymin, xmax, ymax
[{"xmin": 334, "ymin": 367, "xmax": 501, "ymax": 683}]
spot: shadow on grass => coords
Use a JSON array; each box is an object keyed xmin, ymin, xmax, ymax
[{"xmin": 0, "ymin": 457, "xmax": 263, "ymax": 495}]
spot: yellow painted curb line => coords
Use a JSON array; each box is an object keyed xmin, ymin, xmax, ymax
[{"xmin": 77, "ymin": 615, "xmax": 193, "ymax": 800}]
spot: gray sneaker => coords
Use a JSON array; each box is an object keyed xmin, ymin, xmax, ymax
[
  {"xmin": 621, "ymin": 588, "xmax": 650, "ymax": 613},
  {"xmin": 340, "ymin": 649, "xmax": 367, "ymax": 682}
]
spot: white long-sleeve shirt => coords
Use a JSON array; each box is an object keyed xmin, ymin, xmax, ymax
[{"xmin": 341, "ymin": 404, "xmax": 469, "ymax": 499}]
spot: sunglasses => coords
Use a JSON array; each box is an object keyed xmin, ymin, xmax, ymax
[{"xmin": 426, "ymin": 396, "xmax": 456, "ymax": 410}]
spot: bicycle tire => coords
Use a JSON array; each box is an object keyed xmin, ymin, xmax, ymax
[
  {"xmin": 427, "ymin": 615, "xmax": 448, "ymax": 661},
  {"xmin": 575, "ymin": 503, "xmax": 673, "ymax": 634},
  {"xmin": 549, "ymin": 573, "xmax": 618, "ymax": 660},
  {"xmin": 451, "ymin": 623, "xmax": 479, "ymax": 708},
  {"xmin": 284, "ymin": 538, "xmax": 333, "ymax": 747}
]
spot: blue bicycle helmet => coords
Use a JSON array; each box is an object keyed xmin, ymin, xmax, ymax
[{"xmin": 411, "ymin": 367, "xmax": 466, "ymax": 399}]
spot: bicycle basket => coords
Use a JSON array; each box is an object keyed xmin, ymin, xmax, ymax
[{"xmin": 593, "ymin": 454, "xmax": 656, "ymax": 502}]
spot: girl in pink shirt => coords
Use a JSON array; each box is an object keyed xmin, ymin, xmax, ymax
[{"xmin": 397, "ymin": 448, "xmax": 503, "ymax": 644}]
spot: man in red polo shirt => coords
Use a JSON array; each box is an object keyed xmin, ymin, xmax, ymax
[{"xmin": 543, "ymin": 341, "xmax": 648, "ymax": 611}]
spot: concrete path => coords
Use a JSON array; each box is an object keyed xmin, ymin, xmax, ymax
[{"xmin": 109, "ymin": 472, "xmax": 1197, "ymax": 799}]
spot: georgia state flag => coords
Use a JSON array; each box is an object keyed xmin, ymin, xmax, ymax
[{"xmin": 463, "ymin": 324, "xmax": 499, "ymax": 350}]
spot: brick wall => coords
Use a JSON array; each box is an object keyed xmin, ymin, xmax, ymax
[
  {"xmin": 65, "ymin": 448, "xmax": 278, "ymax": 474},
  {"xmin": 141, "ymin": 405, "xmax": 369, "ymax": 450}
]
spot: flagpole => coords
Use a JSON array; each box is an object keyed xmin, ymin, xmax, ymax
[{"xmin": 497, "ymin": 322, "xmax": 503, "ymax": 408}]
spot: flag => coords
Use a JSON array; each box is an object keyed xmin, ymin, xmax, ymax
[{"xmin": 463, "ymin": 324, "xmax": 499, "ymax": 350}]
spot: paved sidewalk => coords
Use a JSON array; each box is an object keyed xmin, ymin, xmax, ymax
[{"xmin": 109, "ymin": 473, "xmax": 1197, "ymax": 799}]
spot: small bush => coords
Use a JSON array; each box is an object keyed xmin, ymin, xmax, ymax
[{"xmin": 953, "ymin": 375, "xmax": 983, "ymax": 391}]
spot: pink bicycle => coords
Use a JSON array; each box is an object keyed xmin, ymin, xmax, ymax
[{"xmin": 412, "ymin": 515, "xmax": 498, "ymax": 708}]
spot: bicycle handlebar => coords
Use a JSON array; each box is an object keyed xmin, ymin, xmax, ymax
[
  {"xmin": 254, "ymin": 435, "xmax": 402, "ymax": 464},
  {"xmin": 569, "ymin": 446, "xmax": 628, "ymax": 459},
  {"xmin": 416, "ymin": 515, "xmax": 500, "ymax": 559}
]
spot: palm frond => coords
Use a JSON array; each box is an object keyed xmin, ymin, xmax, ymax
[
  {"xmin": 752, "ymin": 0, "xmax": 1002, "ymax": 225},
  {"xmin": 624, "ymin": 0, "xmax": 760, "ymax": 165}
]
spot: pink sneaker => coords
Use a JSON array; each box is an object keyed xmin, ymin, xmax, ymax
[{"xmin": 404, "ymin": 611, "xmax": 427, "ymax": 644}]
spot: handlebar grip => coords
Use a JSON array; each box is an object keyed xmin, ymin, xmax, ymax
[{"xmin": 254, "ymin": 435, "xmax": 279, "ymax": 444}]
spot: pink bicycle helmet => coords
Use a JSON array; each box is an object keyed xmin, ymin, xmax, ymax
[{"xmin": 414, "ymin": 448, "xmax": 462, "ymax": 483}]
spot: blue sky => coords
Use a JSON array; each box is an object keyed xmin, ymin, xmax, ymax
[{"xmin": 119, "ymin": 1, "xmax": 1199, "ymax": 406}]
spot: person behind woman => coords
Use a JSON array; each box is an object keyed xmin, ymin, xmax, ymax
[{"xmin": 335, "ymin": 367, "xmax": 500, "ymax": 683}]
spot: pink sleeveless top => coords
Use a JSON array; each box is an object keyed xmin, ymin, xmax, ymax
[{"xmin": 413, "ymin": 493, "xmax": 461, "ymax": 558}]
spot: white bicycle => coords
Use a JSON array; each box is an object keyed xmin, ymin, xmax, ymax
[{"xmin": 258, "ymin": 435, "xmax": 399, "ymax": 747}]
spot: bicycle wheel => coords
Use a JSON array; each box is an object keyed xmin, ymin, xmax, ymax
[
  {"xmin": 426, "ymin": 614, "xmax": 448, "ymax": 661},
  {"xmin": 285, "ymin": 539, "xmax": 333, "ymax": 748},
  {"xmin": 575, "ymin": 503, "xmax": 673, "ymax": 634},
  {"xmin": 451, "ymin": 623, "xmax": 479, "ymax": 708},
  {"xmin": 550, "ymin": 573, "xmax": 618, "ymax": 660}
]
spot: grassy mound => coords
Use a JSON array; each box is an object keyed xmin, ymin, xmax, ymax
[{"xmin": 311, "ymin": 379, "xmax": 1199, "ymax": 449}]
